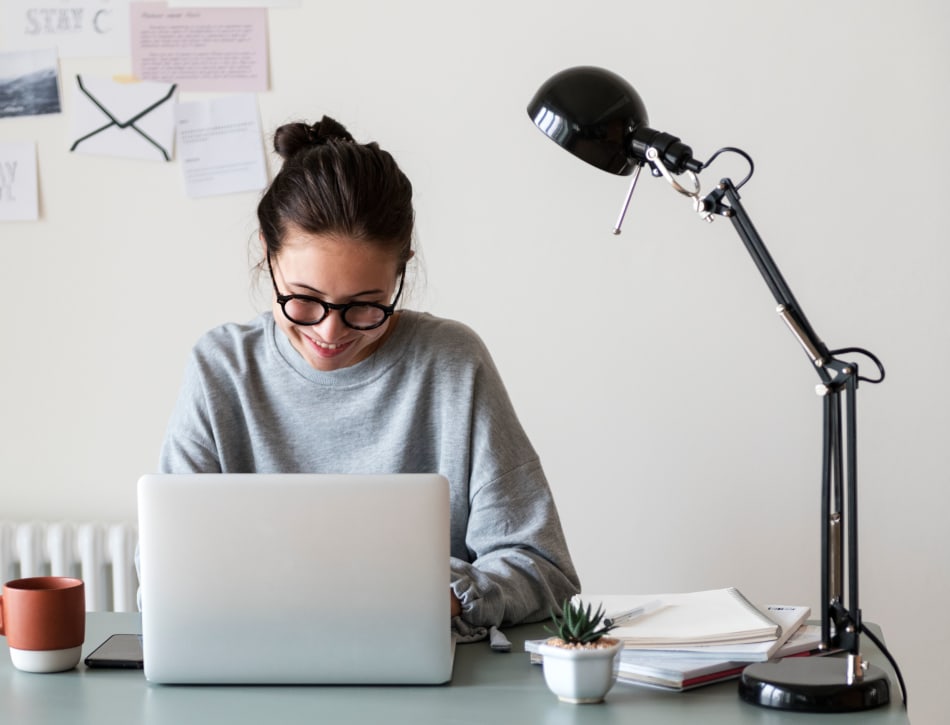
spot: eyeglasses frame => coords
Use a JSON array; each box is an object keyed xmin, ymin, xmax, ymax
[{"xmin": 266, "ymin": 253, "xmax": 405, "ymax": 331}]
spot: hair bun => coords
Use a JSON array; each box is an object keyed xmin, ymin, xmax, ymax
[
  {"xmin": 273, "ymin": 115, "xmax": 354, "ymax": 159},
  {"xmin": 309, "ymin": 116, "xmax": 354, "ymax": 145}
]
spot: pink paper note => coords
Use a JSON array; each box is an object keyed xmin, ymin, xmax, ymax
[{"xmin": 130, "ymin": 3, "xmax": 268, "ymax": 92}]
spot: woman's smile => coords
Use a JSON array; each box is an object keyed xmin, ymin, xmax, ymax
[{"xmin": 302, "ymin": 333, "xmax": 353, "ymax": 356}]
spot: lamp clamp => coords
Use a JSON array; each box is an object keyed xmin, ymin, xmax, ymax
[
  {"xmin": 644, "ymin": 148, "xmax": 715, "ymax": 223},
  {"xmin": 615, "ymin": 148, "xmax": 716, "ymax": 234}
]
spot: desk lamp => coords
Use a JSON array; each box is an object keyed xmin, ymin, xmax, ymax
[{"xmin": 527, "ymin": 66, "xmax": 900, "ymax": 713}]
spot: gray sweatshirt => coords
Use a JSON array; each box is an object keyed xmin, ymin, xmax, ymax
[{"xmin": 158, "ymin": 310, "xmax": 580, "ymax": 627}]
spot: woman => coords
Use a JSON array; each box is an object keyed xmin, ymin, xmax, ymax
[{"xmin": 159, "ymin": 116, "xmax": 580, "ymax": 628}]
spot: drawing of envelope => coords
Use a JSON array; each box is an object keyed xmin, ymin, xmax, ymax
[{"xmin": 69, "ymin": 75, "xmax": 177, "ymax": 162}]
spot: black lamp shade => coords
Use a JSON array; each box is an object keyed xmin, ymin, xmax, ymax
[{"xmin": 527, "ymin": 66, "xmax": 648, "ymax": 176}]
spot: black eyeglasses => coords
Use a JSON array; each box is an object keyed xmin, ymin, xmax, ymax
[{"xmin": 267, "ymin": 254, "xmax": 404, "ymax": 330}]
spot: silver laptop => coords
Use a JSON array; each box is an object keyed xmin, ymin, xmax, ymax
[{"xmin": 136, "ymin": 473, "xmax": 454, "ymax": 685}]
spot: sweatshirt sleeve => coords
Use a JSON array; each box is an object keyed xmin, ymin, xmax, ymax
[
  {"xmin": 449, "ymin": 457, "xmax": 581, "ymax": 627},
  {"xmin": 442, "ymin": 329, "xmax": 581, "ymax": 627}
]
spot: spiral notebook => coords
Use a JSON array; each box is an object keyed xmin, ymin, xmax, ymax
[{"xmin": 581, "ymin": 588, "xmax": 780, "ymax": 647}]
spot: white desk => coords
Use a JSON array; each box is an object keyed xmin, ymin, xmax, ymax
[{"xmin": 0, "ymin": 613, "xmax": 911, "ymax": 724}]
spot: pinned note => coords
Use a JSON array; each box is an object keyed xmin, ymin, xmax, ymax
[{"xmin": 0, "ymin": 141, "xmax": 39, "ymax": 221}]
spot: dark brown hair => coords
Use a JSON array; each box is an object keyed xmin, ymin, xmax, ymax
[{"xmin": 257, "ymin": 116, "xmax": 414, "ymax": 271}]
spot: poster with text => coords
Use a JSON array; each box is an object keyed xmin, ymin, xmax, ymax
[
  {"xmin": 131, "ymin": 3, "xmax": 268, "ymax": 92},
  {"xmin": 175, "ymin": 93, "xmax": 267, "ymax": 198},
  {"xmin": 2, "ymin": 1, "xmax": 132, "ymax": 58},
  {"xmin": 0, "ymin": 141, "xmax": 40, "ymax": 222}
]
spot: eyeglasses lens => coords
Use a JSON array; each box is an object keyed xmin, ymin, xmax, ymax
[
  {"xmin": 343, "ymin": 306, "xmax": 386, "ymax": 328},
  {"xmin": 282, "ymin": 298, "xmax": 386, "ymax": 329},
  {"xmin": 283, "ymin": 298, "xmax": 326, "ymax": 324}
]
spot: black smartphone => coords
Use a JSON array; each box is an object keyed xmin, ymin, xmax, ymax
[{"xmin": 84, "ymin": 634, "xmax": 144, "ymax": 669}]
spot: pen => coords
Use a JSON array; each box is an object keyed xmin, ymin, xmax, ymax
[{"xmin": 603, "ymin": 598, "xmax": 664, "ymax": 628}]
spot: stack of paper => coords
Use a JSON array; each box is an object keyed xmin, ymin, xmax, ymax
[
  {"xmin": 615, "ymin": 624, "xmax": 823, "ymax": 691},
  {"xmin": 527, "ymin": 589, "xmax": 821, "ymax": 692}
]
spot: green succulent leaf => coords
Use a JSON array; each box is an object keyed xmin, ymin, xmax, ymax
[{"xmin": 545, "ymin": 598, "xmax": 616, "ymax": 645}]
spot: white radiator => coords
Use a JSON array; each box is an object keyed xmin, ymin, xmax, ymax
[{"xmin": 0, "ymin": 522, "xmax": 138, "ymax": 613}]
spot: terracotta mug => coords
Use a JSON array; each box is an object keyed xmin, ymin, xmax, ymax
[{"xmin": 0, "ymin": 577, "xmax": 85, "ymax": 673}]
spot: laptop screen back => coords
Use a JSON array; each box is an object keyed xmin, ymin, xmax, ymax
[{"xmin": 137, "ymin": 473, "xmax": 453, "ymax": 684}]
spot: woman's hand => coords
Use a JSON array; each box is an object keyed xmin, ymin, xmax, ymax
[{"xmin": 450, "ymin": 590, "xmax": 462, "ymax": 618}]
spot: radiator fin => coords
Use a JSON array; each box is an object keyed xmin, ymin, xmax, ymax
[{"xmin": 0, "ymin": 522, "xmax": 138, "ymax": 612}]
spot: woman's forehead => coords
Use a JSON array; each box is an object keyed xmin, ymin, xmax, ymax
[{"xmin": 276, "ymin": 232, "xmax": 400, "ymax": 286}]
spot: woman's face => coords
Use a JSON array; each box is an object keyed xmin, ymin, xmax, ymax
[{"xmin": 269, "ymin": 230, "xmax": 403, "ymax": 372}]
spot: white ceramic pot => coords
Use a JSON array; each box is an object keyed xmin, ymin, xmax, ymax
[{"xmin": 538, "ymin": 638, "xmax": 623, "ymax": 704}]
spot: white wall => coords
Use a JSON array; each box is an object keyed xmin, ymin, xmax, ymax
[{"xmin": 2, "ymin": 0, "xmax": 946, "ymax": 720}]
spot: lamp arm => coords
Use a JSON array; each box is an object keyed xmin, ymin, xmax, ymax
[
  {"xmin": 701, "ymin": 177, "xmax": 865, "ymax": 658},
  {"xmin": 702, "ymin": 179, "xmax": 836, "ymax": 384}
]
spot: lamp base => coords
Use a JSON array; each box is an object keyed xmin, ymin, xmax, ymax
[{"xmin": 738, "ymin": 657, "xmax": 890, "ymax": 712}]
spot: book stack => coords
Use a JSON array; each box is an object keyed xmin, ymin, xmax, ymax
[{"xmin": 527, "ymin": 588, "xmax": 823, "ymax": 692}]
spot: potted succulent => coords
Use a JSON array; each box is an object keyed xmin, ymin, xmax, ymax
[{"xmin": 538, "ymin": 598, "xmax": 623, "ymax": 704}]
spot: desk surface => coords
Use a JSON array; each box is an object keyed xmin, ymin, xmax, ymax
[{"xmin": 0, "ymin": 613, "xmax": 910, "ymax": 725}]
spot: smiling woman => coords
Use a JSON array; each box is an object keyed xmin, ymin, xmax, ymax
[
  {"xmin": 155, "ymin": 115, "xmax": 581, "ymax": 630},
  {"xmin": 252, "ymin": 117, "xmax": 413, "ymax": 372}
]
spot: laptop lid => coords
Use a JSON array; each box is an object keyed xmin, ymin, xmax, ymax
[{"xmin": 136, "ymin": 473, "xmax": 454, "ymax": 685}]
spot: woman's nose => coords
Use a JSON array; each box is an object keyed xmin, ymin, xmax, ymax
[{"xmin": 314, "ymin": 307, "xmax": 349, "ymax": 340}]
